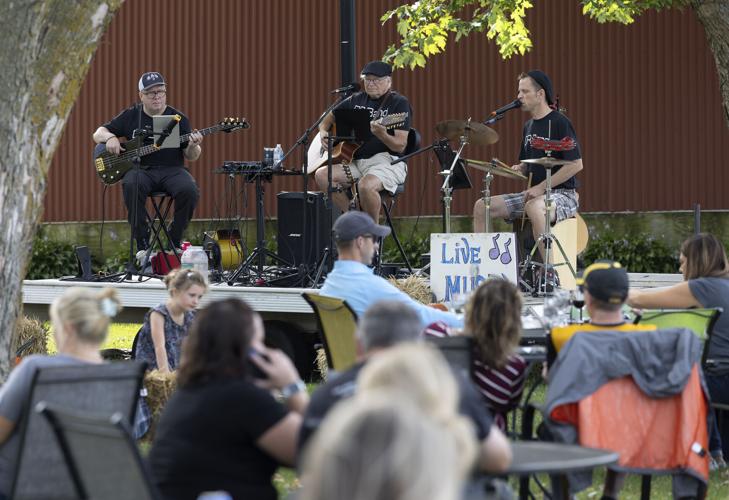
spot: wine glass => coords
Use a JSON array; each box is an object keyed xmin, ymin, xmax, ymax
[{"xmin": 572, "ymin": 288, "xmax": 585, "ymax": 323}]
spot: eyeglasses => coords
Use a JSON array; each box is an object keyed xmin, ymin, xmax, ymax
[
  {"xmin": 142, "ymin": 89, "xmax": 166, "ymax": 98},
  {"xmin": 360, "ymin": 234, "xmax": 376, "ymax": 241},
  {"xmin": 361, "ymin": 76, "xmax": 388, "ymax": 85}
]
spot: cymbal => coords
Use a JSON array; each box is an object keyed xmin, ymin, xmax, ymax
[
  {"xmin": 521, "ymin": 156, "xmax": 568, "ymax": 167},
  {"xmin": 464, "ymin": 158, "xmax": 526, "ymax": 180},
  {"xmin": 435, "ymin": 120, "xmax": 498, "ymax": 146}
]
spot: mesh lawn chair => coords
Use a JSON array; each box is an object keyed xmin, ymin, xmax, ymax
[
  {"xmin": 425, "ymin": 335, "xmax": 473, "ymax": 382},
  {"xmin": 10, "ymin": 361, "xmax": 145, "ymax": 500},
  {"xmin": 302, "ymin": 293, "xmax": 358, "ymax": 372},
  {"xmin": 634, "ymin": 307, "xmax": 722, "ymax": 369},
  {"xmin": 38, "ymin": 403, "xmax": 161, "ymax": 500},
  {"xmin": 545, "ymin": 328, "xmax": 709, "ymax": 500}
]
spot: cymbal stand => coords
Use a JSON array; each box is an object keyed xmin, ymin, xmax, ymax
[
  {"xmin": 480, "ymin": 169, "xmax": 494, "ymax": 233},
  {"xmin": 520, "ymin": 160, "xmax": 577, "ymax": 296},
  {"xmin": 439, "ymin": 123, "xmax": 471, "ymax": 233}
]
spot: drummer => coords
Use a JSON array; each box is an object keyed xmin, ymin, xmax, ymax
[{"xmin": 473, "ymin": 70, "xmax": 583, "ymax": 264}]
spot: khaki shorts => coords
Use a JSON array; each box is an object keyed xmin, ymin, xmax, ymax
[{"xmin": 349, "ymin": 152, "xmax": 407, "ymax": 194}]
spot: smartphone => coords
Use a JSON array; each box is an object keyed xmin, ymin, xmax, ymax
[{"xmin": 247, "ymin": 348, "xmax": 269, "ymax": 380}]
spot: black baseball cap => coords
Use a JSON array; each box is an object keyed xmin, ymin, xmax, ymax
[
  {"xmin": 526, "ymin": 70, "xmax": 554, "ymax": 105},
  {"xmin": 361, "ymin": 61, "xmax": 392, "ymax": 78},
  {"xmin": 138, "ymin": 72, "xmax": 166, "ymax": 91},
  {"xmin": 576, "ymin": 261, "xmax": 629, "ymax": 304},
  {"xmin": 333, "ymin": 211, "xmax": 391, "ymax": 242}
]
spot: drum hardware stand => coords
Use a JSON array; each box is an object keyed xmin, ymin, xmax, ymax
[
  {"xmin": 519, "ymin": 157, "xmax": 577, "ymax": 297},
  {"xmin": 480, "ymin": 169, "xmax": 494, "ymax": 233}
]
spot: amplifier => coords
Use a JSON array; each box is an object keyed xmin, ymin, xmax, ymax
[{"xmin": 277, "ymin": 192, "xmax": 339, "ymax": 268}]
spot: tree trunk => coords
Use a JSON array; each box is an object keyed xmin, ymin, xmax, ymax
[
  {"xmin": 692, "ymin": 0, "xmax": 729, "ymax": 128},
  {"xmin": 0, "ymin": 0, "xmax": 123, "ymax": 380}
]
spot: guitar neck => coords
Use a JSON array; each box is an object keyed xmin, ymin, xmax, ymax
[{"xmin": 134, "ymin": 123, "xmax": 226, "ymax": 158}]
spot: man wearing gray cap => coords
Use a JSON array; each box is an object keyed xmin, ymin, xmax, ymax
[
  {"xmin": 314, "ymin": 60, "xmax": 412, "ymax": 222},
  {"xmin": 473, "ymin": 70, "xmax": 583, "ymax": 264},
  {"xmin": 319, "ymin": 211, "xmax": 462, "ymax": 328},
  {"xmin": 93, "ymin": 71, "xmax": 203, "ymax": 255}
]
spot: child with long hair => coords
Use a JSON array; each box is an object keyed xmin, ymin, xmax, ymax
[
  {"xmin": 134, "ymin": 268, "xmax": 207, "ymax": 372},
  {"xmin": 426, "ymin": 279, "xmax": 527, "ymax": 429}
]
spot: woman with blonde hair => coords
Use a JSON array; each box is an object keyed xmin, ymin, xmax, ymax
[
  {"xmin": 0, "ymin": 287, "xmax": 121, "ymax": 498},
  {"xmin": 628, "ymin": 232, "xmax": 729, "ymax": 465},
  {"xmin": 300, "ymin": 393, "xmax": 473, "ymax": 500}
]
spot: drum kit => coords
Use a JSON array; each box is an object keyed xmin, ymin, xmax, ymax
[{"xmin": 429, "ymin": 117, "xmax": 577, "ymax": 296}]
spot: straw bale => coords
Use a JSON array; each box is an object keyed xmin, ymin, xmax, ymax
[
  {"xmin": 142, "ymin": 370, "xmax": 177, "ymax": 441},
  {"xmin": 14, "ymin": 316, "xmax": 49, "ymax": 358},
  {"xmin": 387, "ymin": 275, "xmax": 434, "ymax": 304}
]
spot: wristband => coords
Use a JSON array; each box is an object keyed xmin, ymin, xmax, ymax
[{"xmin": 280, "ymin": 379, "xmax": 306, "ymax": 400}]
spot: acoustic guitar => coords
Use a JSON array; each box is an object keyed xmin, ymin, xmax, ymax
[
  {"xmin": 305, "ymin": 112, "xmax": 408, "ymax": 174},
  {"xmin": 93, "ymin": 117, "xmax": 248, "ymax": 185}
]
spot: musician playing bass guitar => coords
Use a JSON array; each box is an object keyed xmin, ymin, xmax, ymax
[
  {"xmin": 315, "ymin": 61, "xmax": 412, "ymax": 222},
  {"xmin": 92, "ymin": 71, "xmax": 203, "ymax": 255}
]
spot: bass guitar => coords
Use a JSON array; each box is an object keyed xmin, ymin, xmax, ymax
[
  {"xmin": 305, "ymin": 112, "xmax": 408, "ymax": 174},
  {"xmin": 93, "ymin": 117, "xmax": 249, "ymax": 185}
]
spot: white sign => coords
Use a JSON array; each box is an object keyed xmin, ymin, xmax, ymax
[{"xmin": 430, "ymin": 232, "xmax": 518, "ymax": 302}]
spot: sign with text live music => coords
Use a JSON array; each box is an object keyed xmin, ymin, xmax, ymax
[{"xmin": 430, "ymin": 233, "xmax": 518, "ymax": 302}]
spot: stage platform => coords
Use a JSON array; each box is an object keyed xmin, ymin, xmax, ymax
[{"xmin": 21, "ymin": 272, "xmax": 682, "ymax": 328}]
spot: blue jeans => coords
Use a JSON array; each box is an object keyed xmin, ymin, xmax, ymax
[{"xmin": 705, "ymin": 372, "xmax": 729, "ymax": 458}]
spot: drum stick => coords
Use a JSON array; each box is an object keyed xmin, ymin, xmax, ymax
[{"xmin": 520, "ymin": 172, "xmax": 533, "ymax": 231}]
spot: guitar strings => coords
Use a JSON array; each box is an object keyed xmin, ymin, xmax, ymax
[{"xmin": 99, "ymin": 124, "xmax": 229, "ymax": 169}]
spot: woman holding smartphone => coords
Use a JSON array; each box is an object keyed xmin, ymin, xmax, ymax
[{"xmin": 149, "ymin": 298, "xmax": 308, "ymax": 500}]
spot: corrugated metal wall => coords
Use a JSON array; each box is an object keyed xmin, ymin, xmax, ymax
[{"xmin": 45, "ymin": 0, "xmax": 729, "ymax": 223}]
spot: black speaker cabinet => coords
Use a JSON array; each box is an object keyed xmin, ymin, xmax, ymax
[{"xmin": 277, "ymin": 192, "xmax": 339, "ymax": 268}]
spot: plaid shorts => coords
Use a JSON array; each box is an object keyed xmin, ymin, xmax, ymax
[{"xmin": 502, "ymin": 189, "xmax": 579, "ymax": 224}]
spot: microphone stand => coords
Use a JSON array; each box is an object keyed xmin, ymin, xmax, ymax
[{"xmin": 277, "ymin": 91, "xmax": 355, "ymax": 287}]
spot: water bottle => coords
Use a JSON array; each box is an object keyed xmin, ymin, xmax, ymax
[
  {"xmin": 273, "ymin": 143, "xmax": 284, "ymax": 169},
  {"xmin": 181, "ymin": 245, "xmax": 209, "ymax": 282}
]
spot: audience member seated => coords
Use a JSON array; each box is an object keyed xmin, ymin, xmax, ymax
[
  {"xmin": 149, "ymin": 298, "xmax": 308, "ymax": 500},
  {"xmin": 0, "ymin": 286, "xmax": 121, "ymax": 498},
  {"xmin": 357, "ymin": 342, "xmax": 513, "ymax": 474},
  {"xmin": 628, "ymin": 233, "xmax": 729, "ymax": 469},
  {"xmin": 299, "ymin": 301, "xmax": 512, "ymax": 473},
  {"xmin": 299, "ymin": 394, "xmax": 474, "ymax": 500},
  {"xmin": 426, "ymin": 279, "xmax": 528, "ymax": 430},
  {"xmin": 319, "ymin": 211, "xmax": 462, "ymax": 328},
  {"xmin": 550, "ymin": 261, "xmax": 655, "ymax": 358}
]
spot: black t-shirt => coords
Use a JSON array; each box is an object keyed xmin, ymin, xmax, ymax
[
  {"xmin": 149, "ymin": 378, "xmax": 288, "ymax": 500},
  {"xmin": 519, "ymin": 110, "xmax": 581, "ymax": 189},
  {"xmin": 103, "ymin": 104, "xmax": 192, "ymax": 167},
  {"xmin": 339, "ymin": 90, "xmax": 412, "ymax": 159},
  {"xmin": 296, "ymin": 360, "xmax": 494, "ymax": 468}
]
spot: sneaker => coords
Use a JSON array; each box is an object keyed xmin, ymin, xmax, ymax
[
  {"xmin": 136, "ymin": 249, "xmax": 150, "ymax": 267},
  {"xmin": 710, "ymin": 455, "xmax": 727, "ymax": 471}
]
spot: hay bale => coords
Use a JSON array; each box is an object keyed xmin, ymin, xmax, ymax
[
  {"xmin": 315, "ymin": 347, "xmax": 329, "ymax": 381},
  {"xmin": 141, "ymin": 370, "xmax": 177, "ymax": 441},
  {"xmin": 387, "ymin": 275, "xmax": 433, "ymax": 304},
  {"xmin": 14, "ymin": 317, "xmax": 48, "ymax": 359}
]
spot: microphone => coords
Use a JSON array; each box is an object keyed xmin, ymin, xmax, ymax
[
  {"xmin": 491, "ymin": 99, "xmax": 522, "ymax": 116},
  {"xmin": 484, "ymin": 99, "xmax": 522, "ymax": 124},
  {"xmin": 154, "ymin": 114, "xmax": 181, "ymax": 148},
  {"xmin": 331, "ymin": 82, "xmax": 361, "ymax": 94}
]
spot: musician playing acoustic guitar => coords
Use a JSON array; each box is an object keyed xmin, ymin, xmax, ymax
[
  {"xmin": 473, "ymin": 70, "xmax": 583, "ymax": 264},
  {"xmin": 314, "ymin": 61, "xmax": 412, "ymax": 222},
  {"xmin": 92, "ymin": 71, "xmax": 203, "ymax": 255}
]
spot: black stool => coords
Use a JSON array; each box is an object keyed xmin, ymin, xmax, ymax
[
  {"xmin": 137, "ymin": 192, "xmax": 180, "ymax": 277},
  {"xmin": 376, "ymin": 183, "xmax": 413, "ymax": 275}
]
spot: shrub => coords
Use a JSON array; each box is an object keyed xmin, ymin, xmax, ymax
[
  {"xmin": 26, "ymin": 230, "xmax": 78, "ymax": 279},
  {"xmin": 582, "ymin": 234, "xmax": 679, "ymax": 274}
]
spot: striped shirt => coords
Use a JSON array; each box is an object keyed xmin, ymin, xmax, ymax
[{"xmin": 425, "ymin": 322, "xmax": 527, "ymax": 428}]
